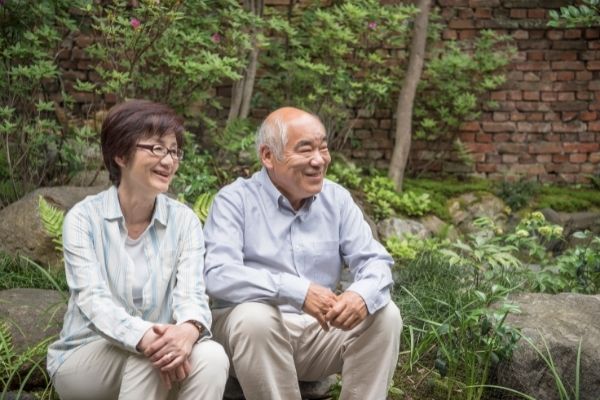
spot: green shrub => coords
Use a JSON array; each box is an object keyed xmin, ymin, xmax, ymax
[
  {"xmin": 495, "ymin": 178, "xmax": 539, "ymax": 211},
  {"xmin": 0, "ymin": 253, "xmax": 67, "ymax": 292}
]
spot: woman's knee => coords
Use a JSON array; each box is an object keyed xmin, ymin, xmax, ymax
[{"xmin": 190, "ymin": 340, "xmax": 229, "ymax": 376}]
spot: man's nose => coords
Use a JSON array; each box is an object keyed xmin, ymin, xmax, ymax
[{"xmin": 310, "ymin": 150, "xmax": 325, "ymax": 166}]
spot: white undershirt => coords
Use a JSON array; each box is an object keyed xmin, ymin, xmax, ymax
[{"xmin": 125, "ymin": 232, "xmax": 150, "ymax": 307}]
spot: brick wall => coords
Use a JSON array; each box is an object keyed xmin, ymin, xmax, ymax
[
  {"xmin": 58, "ymin": 0, "xmax": 600, "ymax": 183},
  {"xmin": 348, "ymin": 0, "xmax": 600, "ymax": 183}
]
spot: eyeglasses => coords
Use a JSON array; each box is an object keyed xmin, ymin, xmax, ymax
[{"xmin": 136, "ymin": 144, "xmax": 184, "ymax": 161}]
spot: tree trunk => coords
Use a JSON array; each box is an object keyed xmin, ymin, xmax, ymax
[
  {"xmin": 227, "ymin": 0, "xmax": 263, "ymax": 123},
  {"xmin": 388, "ymin": 0, "xmax": 431, "ymax": 192}
]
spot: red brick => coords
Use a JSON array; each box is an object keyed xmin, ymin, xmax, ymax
[
  {"xmin": 562, "ymin": 111, "xmax": 579, "ymax": 122},
  {"xmin": 589, "ymin": 121, "xmax": 600, "ymax": 131},
  {"xmin": 502, "ymin": 154, "xmax": 519, "ymax": 163},
  {"xmin": 545, "ymin": 112, "xmax": 560, "ymax": 121},
  {"xmin": 537, "ymin": 154, "xmax": 552, "ymax": 163},
  {"xmin": 512, "ymin": 133, "xmax": 527, "ymax": 142},
  {"xmin": 527, "ymin": 51, "xmax": 544, "ymax": 61},
  {"xmin": 449, "ymin": 19, "xmax": 475, "ymax": 29},
  {"xmin": 513, "ymin": 30, "xmax": 528, "ymax": 40},
  {"xmin": 576, "ymin": 71, "xmax": 593, "ymax": 80},
  {"xmin": 458, "ymin": 8, "xmax": 474, "ymax": 18},
  {"xmin": 523, "ymin": 91, "xmax": 540, "ymax": 100},
  {"xmin": 591, "ymin": 102, "xmax": 600, "ymax": 111},
  {"xmin": 527, "ymin": 113, "xmax": 545, "ymax": 122},
  {"xmin": 557, "ymin": 92, "xmax": 575, "ymax": 101},
  {"xmin": 527, "ymin": 8, "xmax": 546, "ymax": 19},
  {"xmin": 495, "ymin": 133, "xmax": 511, "ymax": 141},
  {"xmin": 581, "ymin": 164, "xmax": 597, "ymax": 174},
  {"xmin": 559, "ymin": 173, "xmax": 578, "ymax": 183},
  {"xmin": 547, "ymin": 163, "xmax": 580, "ymax": 173},
  {"xmin": 460, "ymin": 121, "xmax": 481, "ymax": 131},
  {"xmin": 466, "ymin": 143, "xmax": 495, "ymax": 153},
  {"xmin": 476, "ymin": 163, "xmax": 497, "ymax": 173},
  {"xmin": 474, "ymin": 8, "xmax": 493, "ymax": 19},
  {"xmin": 497, "ymin": 143, "xmax": 527, "ymax": 154},
  {"xmin": 564, "ymin": 29, "xmax": 583, "ymax": 39},
  {"xmin": 577, "ymin": 91, "xmax": 592, "ymax": 100},
  {"xmin": 556, "ymin": 71, "xmax": 574, "ymax": 81},
  {"xmin": 508, "ymin": 90, "xmax": 523, "ymax": 101},
  {"xmin": 517, "ymin": 122, "xmax": 551, "ymax": 133},
  {"xmin": 459, "ymin": 30, "xmax": 477, "ymax": 40},
  {"xmin": 541, "ymin": 92, "xmax": 557, "ymax": 101},
  {"xmin": 482, "ymin": 122, "xmax": 516, "ymax": 132},
  {"xmin": 588, "ymin": 61, "xmax": 600, "ymax": 70},
  {"xmin": 553, "ymin": 154, "xmax": 569, "ymax": 163},
  {"xmin": 589, "ymin": 81, "xmax": 600, "ymax": 91},
  {"xmin": 590, "ymin": 152, "xmax": 600, "ymax": 163},
  {"xmin": 589, "ymin": 41, "xmax": 600, "ymax": 49},
  {"xmin": 551, "ymin": 61, "xmax": 585, "ymax": 70},
  {"xmin": 586, "ymin": 29, "xmax": 600, "ymax": 39},
  {"xmin": 553, "ymin": 121, "xmax": 586, "ymax": 132},
  {"xmin": 581, "ymin": 111, "xmax": 597, "ymax": 121},
  {"xmin": 476, "ymin": 133, "xmax": 493, "ymax": 142},
  {"xmin": 443, "ymin": 29, "xmax": 458, "ymax": 40},
  {"xmin": 545, "ymin": 133, "xmax": 562, "ymax": 142},
  {"xmin": 547, "ymin": 30, "xmax": 564, "ymax": 40},
  {"xmin": 511, "ymin": 113, "xmax": 527, "ymax": 121},
  {"xmin": 529, "ymin": 142, "xmax": 562, "ymax": 154},
  {"xmin": 491, "ymin": 91, "xmax": 507, "ymax": 101},
  {"xmin": 516, "ymin": 62, "xmax": 550, "ymax": 71},
  {"xmin": 510, "ymin": 164, "xmax": 546, "ymax": 175},
  {"xmin": 570, "ymin": 154, "xmax": 588, "ymax": 163},
  {"xmin": 579, "ymin": 132, "xmax": 596, "ymax": 142},
  {"xmin": 563, "ymin": 143, "xmax": 599, "ymax": 153},
  {"xmin": 510, "ymin": 8, "xmax": 527, "ymax": 19},
  {"xmin": 459, "ymin": 132, "xmax": 476, "ymax": 142},
  {"xmin": 493, "ymin": 112, "xmax": 510, "ymax": 121}
]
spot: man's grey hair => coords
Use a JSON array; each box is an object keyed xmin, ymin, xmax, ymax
[{"xmin": 256, "ymin": 115, "xmax": 288, "ymax": 161}]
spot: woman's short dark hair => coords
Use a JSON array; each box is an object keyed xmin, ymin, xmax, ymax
[{"xmin": 101, "ymin": 100, "xmax": 185, "ymax": 186}]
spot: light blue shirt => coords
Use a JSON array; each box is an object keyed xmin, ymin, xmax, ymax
[
  {"xmin": 47, "ymin": 186, "xmax": 211, "ymax": 377},
  {"xmin": 204, "ymin": 168, "xmax": 394, "ymax": 314}
]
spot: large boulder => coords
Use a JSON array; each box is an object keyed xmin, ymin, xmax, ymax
[
  {"xmin": 377, "ymin": 218, "xmax": 430, "ymax": 242},
  {"xmin": 448, "ymin": 193, "xmax": 508, "ymax": 235},
  {"xmin": 0, "ymin": 185, "xmax": 106, "ymax": 268},
  {"xmin": 0, "ymin": 289, "xmax": 66, "ymax": 389},
  {"xmin": 496, "ymin": 292, "xmax": 600, "ymax": 400}
]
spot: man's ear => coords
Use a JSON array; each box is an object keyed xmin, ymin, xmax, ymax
[{"xmin": 259, "ymin": 145, "xmax": 274, "ymax": 169}]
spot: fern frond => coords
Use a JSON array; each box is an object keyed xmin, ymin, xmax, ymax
[
  {"xmin": 38, "ymin": 196, "xmax": 65, "ymax": 254},
  {"xmin": 193, "ymin": 192, "xmax": 216, "ymax": 224}
]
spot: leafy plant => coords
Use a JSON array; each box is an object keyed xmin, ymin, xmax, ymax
[
  {"xmin": 192, "ymin": 192, "xmax": 216, "ymax": 224},
  {"xmin": 397, "ymin": 191, "xmax": 432, "ymax": 217},
  {"xmin": 0, "ymin": 253, "xmax": 67, "ymax": 292},
  {"xmin": 495, "ymin": 178, "xmax": 539, "ymax": 211},
  {"xmin": 257, "ymin": 0, "xmax": 418, "ymax": 149},
  {"xmin": 548, "ymin": 0, "xmax": 600, "ymax": 28},
  {"xmin": 38, "ymin": 196, "xmax": 65, "ymax": 255},
  {"xmin": 327, "ymin": 159, "xmax": 364, "ymax": 190}
]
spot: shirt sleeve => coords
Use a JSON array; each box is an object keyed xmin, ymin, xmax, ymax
[
  {"xmin": 338, "ymin": 189, "xmax": 394, "ymax": 314},
  {"xmin": 203, "ymin": 187, "xmax": 311, "ymax": 311},
  {"xmin": 172, "ymin": 210, "xmax": 212, "ymax": 338},
  {"xmin": 62, "ymin": 206, "xmax": 152, "ymax": 353}
]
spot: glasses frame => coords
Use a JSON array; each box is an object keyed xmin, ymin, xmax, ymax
[{"xmin": 136, "ymin": 144, "xmax": 183, "ymax": 161}]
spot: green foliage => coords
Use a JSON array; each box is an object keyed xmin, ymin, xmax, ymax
[
  {"xmin": 171, "ymin": 132, "xmax": 220, "ymax": 204},
  {"xmin": 413, "ymin": 30, "xmax": 515, "ymax": 169},
  {"xmin": 537, "ymin": 185, "xmax": 600, "ymax": 212},
  {"xmin": 38, "ymin": 196, "xmax": 65, "ymax": 255},
  {"xmin": 548, "ymin": 0, "xmax": 600, "ymax": 28},
  {"xmin": 495, "ymin": 178, "xmax": 539, "ymax": 211},
  {"xmin": 257, "ymin": 0, "xmax": 418, "ymax": 149},
  {"xmin": 362, "ymin": 175, "xmax": 433, "ymax": 220},
  {"xmin": 82, "ymin": 0, "xmax": 253, "ymax": 125},
  {"xmin": 0, "ymin": 318, "xmax": 56, "ymax": 398},
  {"xmin": 192, "ymin": 192, "xmax": 216, "ymax": 224},
  {"xmin": 0, "ymin": 253, "xmax": 68, "ymax": 292},
  {"xmin": 327, "ymin": 159, "xmax": 363, "ymax": 190},
  {"xmin": 0, "ymin": 0, "xmax": 93, "ymax": 204},
  {"xmin": 398, "ymin": 191, "xmax": 432, "ymax": 217}
]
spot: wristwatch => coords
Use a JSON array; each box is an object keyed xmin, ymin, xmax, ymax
[{"xmin": 187, "ymin": 320, "xmax": 204, "ymax": 340}]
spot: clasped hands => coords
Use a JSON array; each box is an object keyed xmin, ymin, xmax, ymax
[
  {"xmin": 137, "ymin": 322, "xmax": 200, "ymax": 390},
  {"xmin": 302, "ymin": 283, "xmax": 367, "ymax": 332}
]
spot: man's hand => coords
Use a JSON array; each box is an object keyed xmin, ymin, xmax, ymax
[
  {"xmin": 325, "ymin": 291, "xmax": 368, "ymax": 331},
  {"xmin": 144, "ymin": 323, "xmax": 198, "ymax": 372},
  {"xmin": 302, "ymin": 283, "xmax": 338, "ymax": 331}
]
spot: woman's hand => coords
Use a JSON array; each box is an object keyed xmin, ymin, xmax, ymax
[
  {"xmin": 159, "ymin": 359, "xmax": 192, "ymax": 390},
  {"xmin": 143, "ymin": 323, "xmax": 199, "ymax": 372}
]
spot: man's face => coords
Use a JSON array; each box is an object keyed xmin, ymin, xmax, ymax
[{"xmin": 263, "ymin": 115, "xmax": 331, "ymax": 209}]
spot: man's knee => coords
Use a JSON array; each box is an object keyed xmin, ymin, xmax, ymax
[
  {"xmin": 372, "ymin": 301, "xmax": 403, "ymax": 337},
  {"xmin": 227, "ymin": 302, "xmax": 286, "ymax": 344}
]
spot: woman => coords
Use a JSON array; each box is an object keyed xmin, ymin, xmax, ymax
[{"xmin": 47, "ymin": 100, "xmax": 229, "ymax": 399}]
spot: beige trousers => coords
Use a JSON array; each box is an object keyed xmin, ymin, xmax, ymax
[
  {"xmin": 52, "ymin": 338, "xmax": 229, "ymax": 400},
  {"xmin": 212, "ymin": 301, "xmax": 402, "ymax": 400}
]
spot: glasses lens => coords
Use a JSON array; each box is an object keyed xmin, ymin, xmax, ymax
[{"xmin": 152, "ymin": 145, "xmax": 168, "ymax": 157}]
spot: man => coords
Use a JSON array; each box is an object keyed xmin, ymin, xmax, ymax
[{"xmin": 203, "ymin": 107, "xmax": 402, "ymax": 400}]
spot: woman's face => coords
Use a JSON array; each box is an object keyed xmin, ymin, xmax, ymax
[{"xmin": 117, "ymin": 132, "xmax": 180, "ymax": 196}]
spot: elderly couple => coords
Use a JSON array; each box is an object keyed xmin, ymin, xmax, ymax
[{"xmin": 47, "ymin": 100, "xmax": 402, "ymax": 400}]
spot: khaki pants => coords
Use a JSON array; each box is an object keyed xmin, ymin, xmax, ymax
[
  {"xmin": 212, "ymin": 301, "xmax": 402, "ymax": 400},
  {"xmin": 52, "ymin": 338, "xmax": 229, "ymax": 400}
]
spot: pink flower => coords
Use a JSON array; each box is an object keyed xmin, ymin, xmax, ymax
[
  {"xmin": 211, "ymin": 33, "xmax": 222, "ymax": 44},
  {"xmin": 368, "ymin": 21, "xmax": 377, "ymax": 30},
  {"xmin": 130, "ymin": 18, "xmax": 141, "ymax": 29}
]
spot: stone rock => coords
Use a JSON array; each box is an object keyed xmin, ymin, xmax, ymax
[
  {"xmin": 69, "ymin": 169, "xmax": 110, "ymax": 187},
  {"xmin": 495, "ymin": 292, "xmax": 600, "ymax": 400},
  {"xmin": 419, "ymin": 215, "xmax": 459, "ymax": 241},
  {"xmin": 224, "ymin": 375, "xmax": 335, "ymax": 400},
  {"xmin": 0, "ymin": 185, "xmax": 106, "ymax": 267},
  {"xmin": 542, "ymin": 208, "xmax": 600, "ymax": 250},
  {"xmin": 377, "ymin": 218, "xmax": 430, "ymax": 242},
  {"xmin": 0, "ymin": 289, "xmax": 66, "ymax": 390},
  {"xmin": 448, "ymin": 193, "xmax": 508, "ymax": 234}
]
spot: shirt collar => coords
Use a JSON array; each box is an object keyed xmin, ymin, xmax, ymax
[
  {"xmin": 256, "ymin": 168, "xmax": 318, "ymax": 214},
  {"xmin": 102, "ymin": 185, "xmax": 168, "ymax": 226}
]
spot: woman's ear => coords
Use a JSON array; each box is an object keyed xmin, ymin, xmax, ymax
[{"xmin": 114, "ymin": 155, "xmax": 127, "ymax": 168}]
